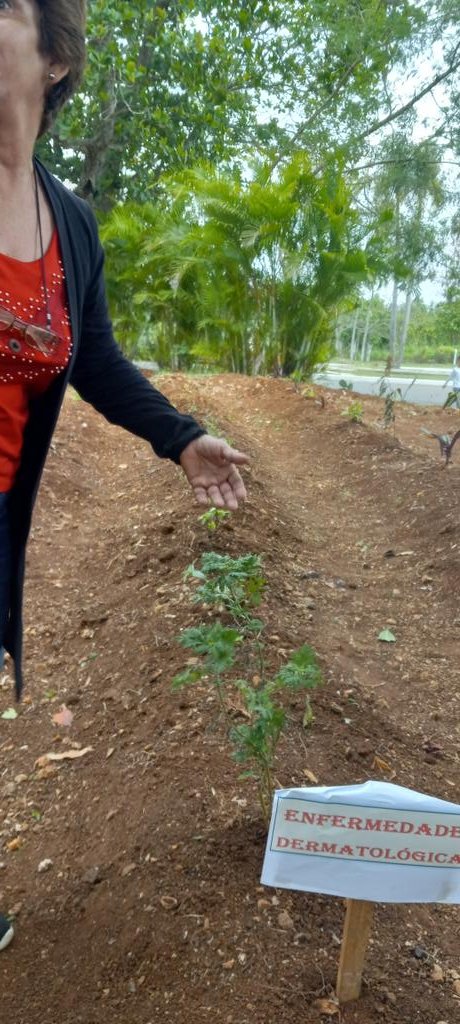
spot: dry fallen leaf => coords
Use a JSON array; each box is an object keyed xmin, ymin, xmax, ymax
[
  {"xmin": 52, "ymin": 705, "xmax": 74, "ymax": 728},
  {"xmin": 372, "ymin": 755, "xmax": 392, "ymax": 774},
  {"xmin": 6, "ymin": 837, "xmax": 23, "ymax": 852},
  {"xmin": 35, "ymin": 746, "xmax": 93, "ymax": 768},
  {"xmin": 304, "ymin": 769, "xmax": 319, "ymax": 785},
  {"xmin": 312, "ymin": 998, "xmax": 340, "ymax": 1016}
]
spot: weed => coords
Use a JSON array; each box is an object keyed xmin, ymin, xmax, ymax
[{"xmin": 339, "ymin": 379, "xmax": 353, "ymax": 391}]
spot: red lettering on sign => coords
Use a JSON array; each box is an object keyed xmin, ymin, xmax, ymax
[{"xmin": 301, "ymin": 813, "xmax": 317, "ymax": 825}]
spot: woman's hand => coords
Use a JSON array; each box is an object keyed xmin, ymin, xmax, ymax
[{"xmin": 179, "ymin": 435, "xmax": 250, "ymax": 510}]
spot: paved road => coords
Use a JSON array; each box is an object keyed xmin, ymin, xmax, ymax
[{"xmin": 313, "ymin": 371, "xmax": 453, "ymax": 407}]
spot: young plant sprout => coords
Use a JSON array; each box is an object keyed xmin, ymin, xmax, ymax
[
  {"xmin": 172, "ymin": 553, "xmax": 322, "ymax": 823},
  {"xmin": 343, "ymin": 401, "xmax": 364, "ymax": 423},
  {"xmin": 198, "ymin": 507, "xmax": 231, "ymax": 532}
]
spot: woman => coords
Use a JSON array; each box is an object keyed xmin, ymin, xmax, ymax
[{"xmin": 0, "ymin": 0, "xmax": 249, "ymax": 952}]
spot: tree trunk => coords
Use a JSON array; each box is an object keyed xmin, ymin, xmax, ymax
[
  {"xmin": 349, "ymin": 311, "xmax": 360, "ymax": 360},
  {"xmin": 360, "ymin": 302, "xmax": 372, "ymax": 361},
  {"xmin": 389, "ymin": 278, "xmax": 399, "ymax": 363},
  {"xmin": 398, "ymin": 290, "xmax": 413, "ymax": 366}
]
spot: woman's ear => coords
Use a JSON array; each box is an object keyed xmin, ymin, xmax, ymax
[{"xmin": 47, "ymin": 64, "xmax": 70, "ymax": 87}]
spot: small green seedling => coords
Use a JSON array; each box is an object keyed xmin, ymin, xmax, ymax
[
  {"xmin": 198, "ymin": 507, "xmax": 231, "ymax": 532},
  {"xmin": 231, "ymin": 644, "xmax": 322, "ymax": 823},
  {"xmin": 172, "ymin": 621, "xmax": 242, "ymax": 713},
  {"xmin": 339, "ymin": 379, "xmax": 353, "ymax": 391},
  {"xmin": 343, "ymin": 400, "xmax": 364, "ymax": 423},
  {"xmin": 443, "ymin": 391, "xmax": 460, "ymax": 410},
  {"xmin": 378, "ymin": 376, "xmax": 402, "ymax": 430},
  {"xmin": 173, "ymin": 551, "xmax": 322, "ymax": 823}
]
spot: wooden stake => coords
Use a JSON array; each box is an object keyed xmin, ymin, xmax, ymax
[{"xmin": 336, "ymin": 899, "xmax": 374, "ymax": 1003}]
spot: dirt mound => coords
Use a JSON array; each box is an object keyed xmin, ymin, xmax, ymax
[{"xmin": 0, "ymin": 374, "xmax": 459, "ymax": 1024}]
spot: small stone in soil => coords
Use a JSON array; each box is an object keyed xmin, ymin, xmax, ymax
[
  {"xmin": 278, "ymin": 910, "xmax": 295, "ymax": 930},
  {"xmin": 411, "ymin": 945, "xmax": 429, "ymax": 960},
  {"xmin": 83, "ymin": 866, "xmax": 104, "ymax": 885},
  {"xmin": 38, "ymin": 858, "xmax": 54, "ymax": 873},
  {"xmin": 121, "ymin": 863, "xmax": 137, "ymax": 877}
]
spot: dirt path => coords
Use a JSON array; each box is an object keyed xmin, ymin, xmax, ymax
[{"xmin": 0, "ymin": 374, "xmax": 459, "ymax": 1024}]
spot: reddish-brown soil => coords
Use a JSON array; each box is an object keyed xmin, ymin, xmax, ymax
[{"xmin": 1, "ymin": 374, "xmax": 459, "ymax": 1024}]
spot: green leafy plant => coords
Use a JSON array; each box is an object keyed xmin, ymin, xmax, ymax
[
  {"xmin": 339, "ymin": 378, "xmax": 353, "ymax": 391},
  {"xmin": 378, "ymin": 375, "xmax": 402, "ymax": 430},
  {"xmin": 443, "ymin": 391, "xmax": 460, "ymax": 411},
  {"xmin": 173, "ymin": 553, "xmax": 322, "ymax": 822},
  {"xmin": 185, "ymin": 552, "xmax": 266, "ymax": 626},
  {"xmin": 232, "ymin": 646, "xmax": 322, "ymax": 821},
  {"xmin": 198, "ymin": 507, "xmax": 231, "ymax": 532},
  {"xmin": 343, "ymin": 400, "xmax": 364, "ymax": 423},
  {"xmin": 378, "ymin": 367, "xmax": 416, "ymax": 430},
  {"xmin": 173, "ymin": 621, "xmax": 242, "ymax": 713}
]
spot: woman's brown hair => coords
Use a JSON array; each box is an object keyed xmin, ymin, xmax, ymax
[{"xmin": 36, "ymin": 0, "xmax": 87, "ymax": 137}]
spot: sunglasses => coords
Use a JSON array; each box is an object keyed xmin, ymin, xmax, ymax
[{"xmin": 0, "ymin": 306, "xmax": 61, "ymax": 357}]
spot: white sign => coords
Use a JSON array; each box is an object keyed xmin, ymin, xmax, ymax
[{"xmin": 261, "ymin": 781, "xmax": 460, "ymax": 904}]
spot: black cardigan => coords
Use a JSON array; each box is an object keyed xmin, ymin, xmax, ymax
[{"xmin": 4, "ymin": 158, "xmax": 205, "ymax": 698}]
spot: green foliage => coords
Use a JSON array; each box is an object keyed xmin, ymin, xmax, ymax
[
  {"xmin": 343, "ymin": 400, "xmax": 364, "ymax": 423},
  {"xmin": 185, "ymin": 552, "xmax": 266, "ymax": 622},
  {"xmin": 198, "ymin": 507, "xmax": 231, "ymax": 532},
  {"xmin": 33, "ymin": 2, "xmax": 460, "ymax": 374},
  {"xmin": 378, "ymin": 366, "xmax": 403, "ymax": 429},
  {"xmin": 336, "ymin": 293, "xmax": 460, "ymax": 366},
  {"xmin": 36, "ymin": 1, "xmax": 432, "ymax": 209},
  {"xmin": 101, "ymin": 154, "xmax": 372, "ymax": 374},
  {"xmin": 443, "ymin": 392, "xmax": 460, "ymax": 411},
  {"xmin": 173, "ymin": 622, "xmax": 242, "ymax": 709},
  {"xmin": 274, "ymin": 645, "xmax": 323, "ymax": 692},
  {"xmin": 172, "ymin": 553, "xmax": 323, "ymax": 822}
]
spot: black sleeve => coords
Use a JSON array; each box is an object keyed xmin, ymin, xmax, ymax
[{"xmin": 69, "ymin": 237, "xmax": 206, "ymax": 463}]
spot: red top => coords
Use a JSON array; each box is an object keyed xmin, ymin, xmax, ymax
[{"xmin": 0, "ymin": 230, "xmax": 72, "ymax": 490}]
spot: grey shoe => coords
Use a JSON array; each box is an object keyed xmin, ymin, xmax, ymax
[{"xmin": 0, "ymin": 914, "xmax": 14, "ymax": 951}]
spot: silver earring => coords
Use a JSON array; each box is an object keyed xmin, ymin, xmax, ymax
[{"xmin": 48, "ymin": 73, "xmax": 57, "ymax": 81}]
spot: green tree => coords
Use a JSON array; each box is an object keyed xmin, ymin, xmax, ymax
[
  {"xmin": 370, "ymin": 135, "xmax": 445, "ymax": 365},
  {"xmin": 101, "ymin": 154, "xmax": 373, "ymax": 374},
  {"xmin": 36, "ymin": 1, "xmax": 438, "ymax": 209}
]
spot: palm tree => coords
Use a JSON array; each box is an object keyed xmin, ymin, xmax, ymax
[{"xmin": 101, "ymin": 153, "xmax": 370, "ymax": 375}]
